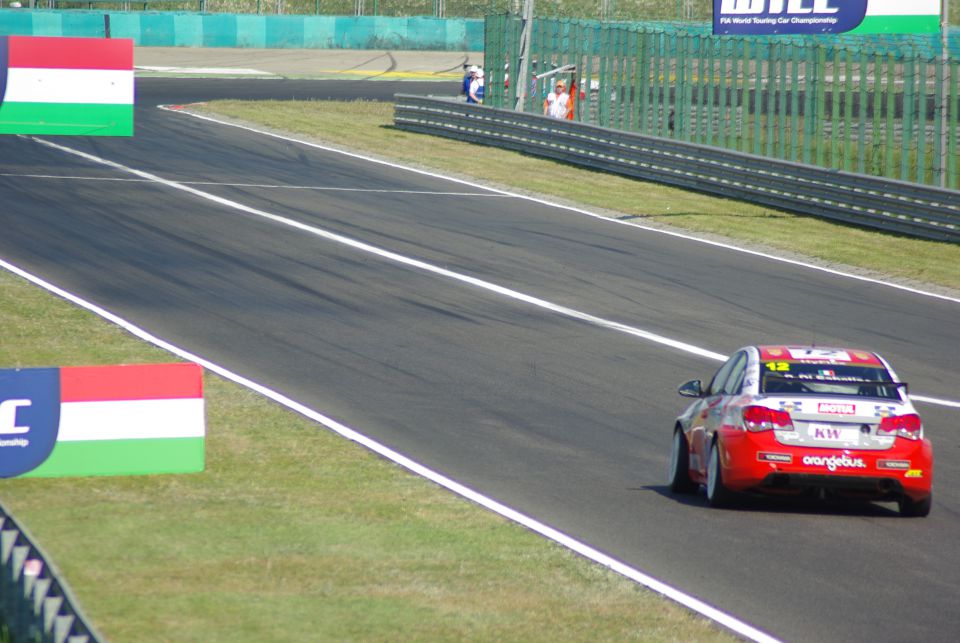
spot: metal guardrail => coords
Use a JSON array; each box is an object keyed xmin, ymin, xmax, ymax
[
  {"xmin": 394, "ymin": 95, "xmax": 960, "ymax": 243},
  {"xmin": 0, "ymin": 501, "xmax": 100, "ymax": 643}
]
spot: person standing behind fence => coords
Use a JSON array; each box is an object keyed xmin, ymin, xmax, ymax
[
  {"xmin": 462, "ymin": 65, "xmax": 478, "ymax": 100},
  {"xmin": 543, "ymin": 79, "xmax": 570, "ymax": 119},
  {"xmin": 468, "ymin": 68, "xmax": 485, "ymax": 105}
]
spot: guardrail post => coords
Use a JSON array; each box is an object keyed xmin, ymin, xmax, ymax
[
  {"xmin": 884, "ymin": 52, "xmax": 896, "ymax": 178},
  {"xmin": 902, "ymin": 50, "xmax": 917, "ymax": 182}
]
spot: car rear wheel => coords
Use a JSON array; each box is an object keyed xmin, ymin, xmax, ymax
[
  {"xmin": 668, "ymin": 429, "xmax": 697, "ymax": 494},
  {"xmin": 899, "ymin": 493, "xmax": 932, "ymax": 518},
  {"xmin": 706, "ymin": 440, "xmax": 735, "ymax": 508}
]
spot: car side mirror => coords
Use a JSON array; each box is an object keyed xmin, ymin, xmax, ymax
[{"xmin": 678, "ymin": 379, "xmax": 703, "ymax": 398}]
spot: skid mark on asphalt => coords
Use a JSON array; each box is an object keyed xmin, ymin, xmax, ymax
[
  {"xmin": 0, "ymin": 172, "xmax": 507, "ymax": 196},
  {"xmin": 27, "ymin": 135, "xmax": 960, "ymax": 412}
]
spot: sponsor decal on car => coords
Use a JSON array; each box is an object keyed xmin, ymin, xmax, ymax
[
  {"xmin": 758, "ymin": 452, "xmax": 793, "ymax": 463},
  {"xmin": 802, "ymin": 454, "xmax": 867, "ymax": 472},
  {"xmin": 874, "ymin": 405, "xmax": 898, "ymax": 418},
  {"xmin": 818, "ymin": 402, "xmax": 855, "ymax": 415},
  {"xmin": 877, "ymin": 459, "xmax": 911, "ymax": 470},
  {"xmin": 788, "ymin": 348, "xmax": 852, "ymax": 362},
  {"xmin": 778, "ymin": 400, "xmax": 803, "ymax": 413},
  {"xmin": 808, "ymin": 423, "xmax": 859, "ymax": 442},
  {"xmin": 905, "ymin": 469, "xmax": 924, "ymax": 478}
]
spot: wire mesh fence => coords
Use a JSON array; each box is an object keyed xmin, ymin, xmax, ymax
[
  {"xmin": 485, "ymin": 14, "xmax": 959, "ymax": 188},
  {"xmin": 25, "ymin": 0, "xmax": 960, "ymax": 23}
]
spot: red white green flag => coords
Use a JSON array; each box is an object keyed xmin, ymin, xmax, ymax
[
  {"xmin": 0, "ymin": 35, "xmax": 133, "ymax": 137},
  {"xmin": 2, "ymin": 363, "xmax": 204, "ymax": 478}
]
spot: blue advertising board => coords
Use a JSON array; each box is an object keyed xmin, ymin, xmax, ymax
[
  {"xmin": 0, "ymin": 368, "xmax": 60, "ymax": 478},
  {"xmin": 713, "ymin": 0, "xmax": 940, "ymax": 36}
]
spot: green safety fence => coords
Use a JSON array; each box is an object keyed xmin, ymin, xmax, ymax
[
  {"xmin": 21, "ymin": 0, "xmax": 960, "ymax": 24},
  {"xmin": 485, "ymin": 15, "xmax": 960, "ymax": 189},
  {"xmin": 0, "ymin": 10, "xmax": 484, "ymax": 49}
]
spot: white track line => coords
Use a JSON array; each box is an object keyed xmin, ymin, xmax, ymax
[
  {"xmin": 0, "ymin": 172, "xmax": 505, "ymax": 196},
  {"xmin": 29, "ymin": 136, "xmax": 959, "ymax": 411},
  {"xmin": 0, "ymin": 255, "xmax": 782, "ymax": 643},
  {"xmin": 163, "ymin": 105, "xmax": 960, "ymax": 307},
  {"xmin": 29, "ymin": 136, "xmax": 728, "ymax": 364}
]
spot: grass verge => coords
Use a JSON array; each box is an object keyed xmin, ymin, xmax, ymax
[
  {"xmin": 0, "ymin": 271, "xmax": 734, "ymax": 638},
  {"xmin": 192, "ymin": 99, "xmax": 960, "ymax": 293}
]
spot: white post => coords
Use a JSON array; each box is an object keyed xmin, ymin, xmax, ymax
[
  {"xmin": 941, "ymin": 0, "xmax": 950, "ymax": 188},
  {"xmin": 515, "ymin": 0, "xmax": 535, "ymax": 111}
]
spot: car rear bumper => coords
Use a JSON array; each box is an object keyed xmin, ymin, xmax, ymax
[{"xmin": 717, "ymin": 429, "xmax": 933, "ymax": 501}]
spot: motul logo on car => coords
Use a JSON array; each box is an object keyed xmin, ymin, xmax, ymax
[
  {"xmin": 719, "ymin": 0, "xmax": 839, "ymax": 14},
  {"xmin": 802, "ymin": 454, "xmax": 866, "ymax": 472},
  {"xmin": 818, "ymin": 403, "xmax": 855, "ymax": 415}
]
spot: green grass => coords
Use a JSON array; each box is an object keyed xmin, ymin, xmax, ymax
[
  {"xmin": 0, "ymin": 253, "xmax": 733, "ymax": 637},
  {"xmin": 193, "ymin": 99, "xmax": 960, "ymax": 292}
]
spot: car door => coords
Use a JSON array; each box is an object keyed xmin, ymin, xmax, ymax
[{"xmin": 689, "ymin": 352, "xmax": 744, "ymax": 476}]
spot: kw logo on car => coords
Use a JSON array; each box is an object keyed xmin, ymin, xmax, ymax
[
  {"xmin": 812, "ymin": 426, "xmax": 843, "ymax": 440},
  {"xmin": 818, "ymin": 403, "xmax": 855, "ymax": 415},
  {"xmin": 802, "ymin": 454, "xmax": 866, "ymax": 472}
]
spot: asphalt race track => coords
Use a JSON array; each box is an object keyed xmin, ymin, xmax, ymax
[{"xmin": 2, "ymin": 78, "xmax": 959, "ymax": 642}]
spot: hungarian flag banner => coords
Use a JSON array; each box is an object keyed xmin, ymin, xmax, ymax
[
  {"xmin": 0, "ymin": 363, "xmax": 205, "ymax": 478},
  {"xmin": 0, "ymin": 35, "xmax": 133, "ymax": 136}
]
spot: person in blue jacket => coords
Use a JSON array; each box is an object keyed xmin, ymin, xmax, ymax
[{"xmin": 462, "ymin": 65, "xmax": 478, "ymax": 100}]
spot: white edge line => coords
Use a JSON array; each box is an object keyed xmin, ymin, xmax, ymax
[
  {"xmin": 911, "ymin": 394, "xmax": 960, "ymax": 409},
  {"xmin": 0, "ymin": 255, "xmax": 782, "ymax": 643},
  {"xmin": 27, "ymin": 136, "xmax": 729, "ymax": 365},
  {"xmin": 0, "ymin": 172, "xmax": 508, "ymax": 196},
  {"xmin": 159, "ymin": 105, "xmax": 960, "ymax": 307},
  {"xmin": 28, "ymin": 135, "xmax": 959, "ymax": 411}
]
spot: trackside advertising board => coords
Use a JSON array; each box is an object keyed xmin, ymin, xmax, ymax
[
  {"xmin": 0, "ymin": 35, "xmax": 133, "ymax": 136},
  {"xmin": 0, "ymin": 363, "xmax": 204, "ymax": 478},
  {"xmin": 714, "ymin": 0, "xmax": 940, "ymax": 35}
]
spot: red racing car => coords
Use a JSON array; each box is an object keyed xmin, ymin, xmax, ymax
[{"xmin": 669, "ymin": 345, "xmax": 933, "ymax": 517}]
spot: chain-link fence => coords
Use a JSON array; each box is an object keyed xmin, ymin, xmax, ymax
[
  {"xmin": 23, "ymin": 1, "xmax": 960, "ymax": 23},
  {"xmin": 485, "ymin": 14, "xmax": 960, "ymax": 188}
]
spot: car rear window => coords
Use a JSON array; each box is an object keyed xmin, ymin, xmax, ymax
[{"xmin": 761, "ymin": 362, "xmax": 901, "ymax": 400}]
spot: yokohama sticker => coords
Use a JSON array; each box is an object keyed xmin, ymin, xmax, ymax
[
  {"xmin": 878, "ymin": 460, "xmax": 910, "ymax": 470},
  {"xmin": 758, "ymin": 452, "xmax": 793, "ymax": 463},
  {"xmin": 802, "ymin": 454, "xmax": 866, "ymax": 472}
]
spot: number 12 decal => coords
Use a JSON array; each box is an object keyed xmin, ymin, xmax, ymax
[{"xmin": 765, "ymin": 362, "xmax": 790, "ymax": 372}]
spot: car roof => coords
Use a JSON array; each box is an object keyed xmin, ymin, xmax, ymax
[{"xmin": 755, "ymin": 345, "xmax": 884, "ymax": 367}]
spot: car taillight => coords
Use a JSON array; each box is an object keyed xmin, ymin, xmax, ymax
[
  {"xmin": 743, "ymin": 406, "xmax": 794, "ymax": 432},
  {"xmin": 878, "ymin": 414, "xmax": 923, "ymax": 441}
]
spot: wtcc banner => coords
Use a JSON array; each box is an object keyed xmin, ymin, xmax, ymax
[
  {"xmin": 714, "ymin": 0, "xmax": 941, "ymax": 36},
  {"xmin": 0, "ymin": 35, "xmax": 133, "ymax": 136},
  {"xmin": 0, "ymin": 363, "xmax": 204, "ymax": 479}
]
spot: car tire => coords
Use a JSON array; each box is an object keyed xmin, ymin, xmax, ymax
[
  {"xmin": 706, "ymin": 440, "xmax": 735, "ymax": 508},
  {"xmin": 899, "ymin": 493, "xmax": 932, "ymax": 518},
  {"xmin": 668, "ymin": 429, "xmax": 698, "ymax": 494}
]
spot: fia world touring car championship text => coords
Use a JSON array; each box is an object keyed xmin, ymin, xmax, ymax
[{"xmin": 719, "ymin": 15, "xmax": 838, "ymax": 26}]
